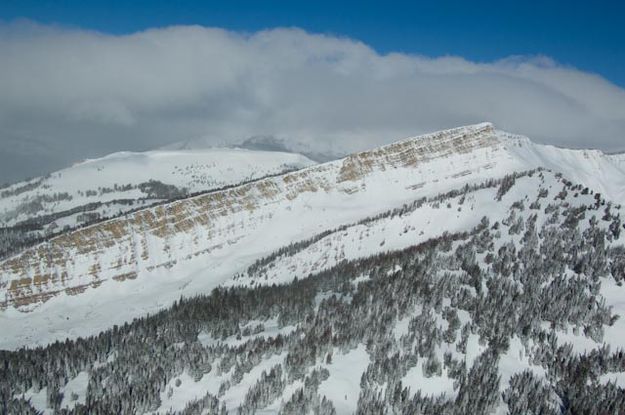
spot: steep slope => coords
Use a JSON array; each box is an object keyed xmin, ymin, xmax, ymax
[
  {"xmin": 0, "ymin": 148, "xmax": 313, "ymax": 258},
  {"xmin": 0, "ymin": 123, "xmax": 502, "ymax": 309},
  {"xmin": 2, "ymin": 122, "xmax": 625, "ymax": 351},
  {"xmin": 500, "ymin": 130, "xmax": 625, "ymax": 206},
  {"xmin": 3, "ymin": 171, "xmax": 625, "ymax": 414}
]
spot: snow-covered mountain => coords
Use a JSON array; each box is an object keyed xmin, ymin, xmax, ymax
[
  {"xmin": 1, "ymin": 122, "xmax": 624, "ymax": 340},
  {"xmin": 0, "ymin": 148, "xmax": 314, "ymax": 260},
  {"xmin": 2, "ymin": 122, "xmax": 625, "ymax": 414},
  {"xmin": 2, "ymin": 122, "xmax": 496, "ymax": 313},
  {"xmin": 500, "ymin": 131, "xmax": 625, "ymax": 206}
]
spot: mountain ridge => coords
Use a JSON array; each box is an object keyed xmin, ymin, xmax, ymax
[
  {"xmin": 2, "ymin": 122, "xmax": 625, "ymax": 351},
  {"xmin": 0, "ymin": 123, "xmax": 500, "ymax": 310}
]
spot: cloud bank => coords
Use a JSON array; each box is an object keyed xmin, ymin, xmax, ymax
[{"xmin": 1, "ymin": 22, "xmax": 625, "ymax": 182}]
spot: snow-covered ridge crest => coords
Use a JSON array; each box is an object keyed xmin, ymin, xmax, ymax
[
  {"xmin": 337, "ymin": 122, "xmax": 496, "ymax": 182},
  {"xmin": 0, "ymin": 123, "xmax": 502, "ymax": 310},
  {"xmin": 496, "ymin": 129, "xmax": 625, "ymax": 205},
  {"xmin": 0, "ymin": 148, "xmax": 314, "ymax": 229},
  {"xmin": 2, "ymin": 121, "xmax": 624, "ymax": 315}
]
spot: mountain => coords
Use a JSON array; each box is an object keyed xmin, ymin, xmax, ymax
[
  {"xmin": 0, "ymin": 148, "xmax": 314, "ymax": 260},
  {"xmin": 499, "ymin": 130, "xmax": 625, "ymax": 205},
  {"xmin": 2, "ymin": 123, "xmax": 625, "ymax": 414},
  {"xmin": 1, "ymin": 123, "xmax": 496, "ymax": 316},
  {"xmin": 2, "ymin": 123, "xmax": 625, "ymax": 344}
]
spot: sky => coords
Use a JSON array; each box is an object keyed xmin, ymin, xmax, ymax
[{"xmin": 0, "ymin": 1, "xmax": 624, "ymax": 183}]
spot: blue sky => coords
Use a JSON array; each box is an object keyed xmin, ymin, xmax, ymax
[{"xmin": 1, "ymin": 0, "xmax": 624, "ymax": 86}]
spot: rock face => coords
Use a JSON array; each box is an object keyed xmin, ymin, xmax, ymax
[{"xmin": 0, "ymin": 123, "xmax": 502, "ymax": 309}]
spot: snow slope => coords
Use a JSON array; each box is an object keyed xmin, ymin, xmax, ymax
[
  {"xmin": 501, "ymin": 130, "xmax": 625, "ymax": 206},
  {"xmin": 0, "ymin": 148, "xmax": 314, "ymax": 228},
  {"xmin": 2, "ymin": 122, "xmax": 625, "ymax": 351}
]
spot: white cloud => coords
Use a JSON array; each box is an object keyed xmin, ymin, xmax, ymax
[{"xmin": 1, "ymin": 21, "xmax": 624, "ymax": 182}]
